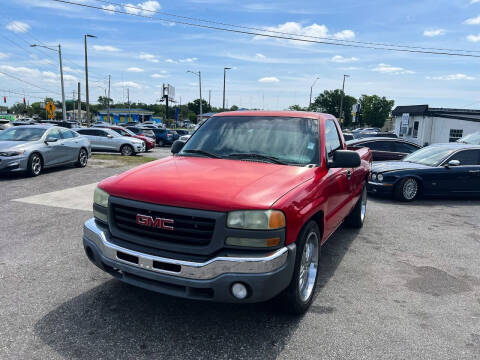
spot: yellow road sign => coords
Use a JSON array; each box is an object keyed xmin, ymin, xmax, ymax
[{"xmin": 46, "ymin": 101, "xmax": 56, "ymax": 119}]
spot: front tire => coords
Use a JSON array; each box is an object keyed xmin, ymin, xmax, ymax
[
  {"xmin": 27, "ymin": 153, "xmax": 43, "ymax": 177},
  {"xmin": 346, "ymin": 184, "xmax": 367, "ymax": 228},
  {"xmin": 120, "ymin": 144, "xmax": 134, "ymax": 156},
  {"xmin": 274, "ymin": 221, "xmax": 321, "ymax": 315},
  {"xmin": 157, "ymin": 139, "xmax": 164, "ymax": 147},
  {"xmin": 76, "ymin": 148, "xmax": 88, "ymax": 167},
  {"xmin": 394, "ymin": 177, "xmax": 419, "ymax": 202}
]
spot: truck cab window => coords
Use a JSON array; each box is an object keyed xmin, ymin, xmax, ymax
[{"xmin": 325, "ymin": 120, "xmax": 341, "ymax": 157}]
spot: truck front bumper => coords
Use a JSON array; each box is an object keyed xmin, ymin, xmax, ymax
[{"xmin": 83, "ymin": 218, "xmax": 296, "ymax": 303}]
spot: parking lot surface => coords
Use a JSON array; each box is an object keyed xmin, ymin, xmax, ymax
[{"xmin": 1, "ymin": 151, "xmax": 479, "ymax": 359}]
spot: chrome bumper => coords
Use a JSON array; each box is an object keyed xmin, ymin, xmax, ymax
[{"xmin": 83, "ymin": 218, "xmax": 291, "ymax": 281}]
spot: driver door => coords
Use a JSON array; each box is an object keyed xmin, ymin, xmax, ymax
[{"xmin": 43, "ymin": 128, "xmax": 68, "ymax": 166}]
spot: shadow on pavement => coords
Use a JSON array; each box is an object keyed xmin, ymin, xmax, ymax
[{"xmin": 34, "ymin": 226, "xmax": 361, "ymax": 359}]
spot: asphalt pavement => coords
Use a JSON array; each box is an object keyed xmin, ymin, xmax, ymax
[{"xmin": 1, "ymin": 149, "xmax": 479, "ymax": 359}]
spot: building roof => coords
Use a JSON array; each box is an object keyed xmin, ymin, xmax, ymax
[
  {"xmin": 393, "ymin": 105, "xmax": 480, "ymax": 123},
  {"xmin": 97, "ymin": 108, "xmax": 154, "ymax": 115}
]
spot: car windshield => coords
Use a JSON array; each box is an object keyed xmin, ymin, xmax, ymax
[
  {"xmin": 403, "ymin": 146, "xmax": 456, "ymax": 166},
  {"xmin": 0, "ymin": 127, "xmax": 46, "ymax": 141},
  {"xmin": 180, "ymin": 116, "xmax": 319, "ymax": 165},
  {"xmin": 457, "ymin": 132, "xmax": 480, "ymax": 145}
]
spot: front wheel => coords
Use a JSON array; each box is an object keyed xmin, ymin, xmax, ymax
[
  {"xmin": 120, "ymin": 144, "xmax": 134, "ymax": 156},
  {"xmin": 76, "ymin": 148, "xmax": 88, "ymax": 167},
  {"xmin": 27, "ymin": 153, "xmax": 43, "ymax": 176},
  {"xmin": 274, "ymin": 221, "xmax": 320, "ymax": 315},
  {"xmin": 394, "ymin": 177, "xmax": 419, "ymax": 202}
]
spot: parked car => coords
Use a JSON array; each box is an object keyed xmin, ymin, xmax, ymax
[
  {"xmin": 179, "ymin": 134, "xmax": 191, "ymax": 141},
  {"xmin": 0, "ymin": 125, "xmax": 90, "ymax": 176},
  {"xmin": 368, "ymin": 143, "xmax": 480, "ymax": 201},
  {"xmin": 91, "ymin": 122, "xmax": 111, "ymax": 128},
  {"xmin": 168, "ymin": 129, "xmax": 180, "ymax": 141},
  {"xmin": 457, "ymin": 131, "xmax": 480, "ymax": 145},
  {"xmin": 13, "ymin": 118, "xmax": 37, "ymax": 126},
  {"xmin": 175, "ymin": 129, "xmax": 190, "ymax": 136},
  {"xmin": 83, "ymin": 111, "xmax": 371, "ymax": 314},
  {"xmin": 126, "ymin": 126, "xmax": 155, "ymax": 140},
  {"xmin": 342, "ymin": 132, "xmax": 354, "ymax": 141},
  {"xmin": 0, "ymin": 120, "xmax": 13, "ymax": 131},
  {"xmin": 148, "ymin": 128, "xmax": 175, "ymax": 146},
  {"xmin": 108, "ymin": 125, "xmax": 156, "ymax": 151},
  {"xmin": 354, "ymin": 132, "xmax": 397, "ymax": 139},
  {"xmin": 347, "ymin": 137, "xmax": 421, "ymax": 161},
  {"xmin": 119, "ymin": 122, "xmax": 139, "ymax": 127},
  {"xmin": 74, "ymin": 127, "xmax": 145, "ymax": 155}
]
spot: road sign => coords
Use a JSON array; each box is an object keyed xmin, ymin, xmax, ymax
[
  {"xmin": 46, "ymin": 101, "xmax": 56, "ymax": 119},
  {"xmin": 401, "ymin": 113, "xmax": 409, "ymax": 126}
]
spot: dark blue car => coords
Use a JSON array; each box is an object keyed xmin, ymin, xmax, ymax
[{"xmin": 368, "ymin": 143, "xmax": 480, "ymax": 201}]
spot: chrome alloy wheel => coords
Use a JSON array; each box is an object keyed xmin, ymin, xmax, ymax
[
  {"xmin": 298, "ymin": 231, "xmax": 319, "ymax": 302},
  {"xmin": 79, "ymin": 149, "xmax": 88, "ymax": 166},
  {"xmin": 403, "ymin": 178, "xmax": 418, "ymax": 200},
  {"xmin": 360, "ymin": 186, "xmax": 367, "ymax": 222},
  {"xmin": 121, "ymin": 145, "xmax": 133, "ymax": 156},
  {"xmin": 32, "ymin": 154, "xmax": 42, "ymax": 175}
]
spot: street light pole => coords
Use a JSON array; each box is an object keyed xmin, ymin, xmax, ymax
[
  {"xmin": 309, "ymin": 77, "xmax": 319, "ymax": 109},
  {"xmin": 223, "ymin": 67, "xmax": 231, "ymax": 111},
  {"xmin": 187, "ymin": 70, "xmax": 203, "ymax": 120},
  {"xmin": 30, "ymin": 43, "xmax": 66, "ymax": 121},
  {"xmin": 84, "ymin": 34, "xmax": 96, "ymax": 126},
  {"xmin": 339, "ymin": 74, "xmax": 350, "ymax": 121}
]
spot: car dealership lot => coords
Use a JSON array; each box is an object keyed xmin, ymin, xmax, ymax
[{"xmin": 1, "ymin": 156, "xmax": 479, "ymax": 359}]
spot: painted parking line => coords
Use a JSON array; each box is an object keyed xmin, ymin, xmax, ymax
[{"xmin": 12, "ymin": 182, "xmax": 98, "ymax": 212}]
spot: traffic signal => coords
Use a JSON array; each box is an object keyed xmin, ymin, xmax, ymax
[
  {"xmin": 23, "ymin": 97, "xmax": 26, "ymax": 104},
  {"xmin": 3, "ymin": 96, "xmax": 5, "ymax": 103}
]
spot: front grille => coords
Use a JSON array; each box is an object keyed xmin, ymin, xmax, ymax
[{"xmin": 111, "ymin": 203, "xmax": 216, "ymax": 246}]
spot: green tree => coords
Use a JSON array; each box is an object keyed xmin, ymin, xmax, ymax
[
  {"xmin": 310, "ymin": 89, "xmax": 357, "ymax": 126},
  {"xmin": 289, "ymin": 104, "xmax": 307, "ymax": 111},
  {"xmin": 358, "ymin": 95, "xmax": 394, "ymax": 128},
  {"xmin": 229, "ymin": 105, "xmax": 239, "ymax": 111},
  {"xmin": 187, "ymin": 99, "xmax": 212, "ymax": 115},
  {"xmin": 97, "ymin": 96, "xmax": 113, "ymax": 108}
]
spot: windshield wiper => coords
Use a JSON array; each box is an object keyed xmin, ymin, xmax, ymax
[
  {"xmin": 226, "ymin": 153, "xmax": 288, "ymax": 165},
  {"xmin": 182, "ymin": 149, "xmax": 221, "ymax": 158}
]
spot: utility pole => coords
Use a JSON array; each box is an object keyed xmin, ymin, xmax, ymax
[
  {"xmin": 77, "ymin": 82, "xmax": 81, "ymax": 123},
  {"xmin": 339, "ymin": 74, "xmax": 350, "ymax": 122},
  {"xmin": 309, "ymin": 77, "xmax": 319, "ymax": 109},
  {"xmin": 223, "ymin": 67, "xmax": 231, "ymax": 111},
  {"xmin": 187, "ymin": 70, "xmax": 202, "ymax": 120},
  {"xmin": 208, "ymin": 90, "xmax": 211, "ymax": 107},
  {"xmin": 107, "ymin": 74, "xmax": 111, "ymax": 123},
  {"xmin": 127, "ymin": 88, "xmax": 131, "ymax": 122},
  {"xmin": 84, "ymin": 34, "xmax": 96, "ymax": 126},
  {"xmin": 72, "ymin": 90, "xmax": 75, "ymax": 121}
]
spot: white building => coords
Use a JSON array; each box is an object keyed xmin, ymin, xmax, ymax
[{"xmin": 392, "ymin": 105, "xmax": 480, "ymax": 146}]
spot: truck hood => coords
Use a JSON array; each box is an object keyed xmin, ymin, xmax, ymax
[
  {"xmin": 373, "ymin": 160, "xmax": 432, "ymax": 173},
  {"xmin": 99, "ymin": 156, "xmax": 315, "ymax": 211}
]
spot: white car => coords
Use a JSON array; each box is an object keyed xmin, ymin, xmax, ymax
[{"xmin": 74, "ymin": 128, "xmax": 145, "ymax": 155}]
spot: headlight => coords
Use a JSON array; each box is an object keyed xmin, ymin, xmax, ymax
[
  {"xmin": 93, "ymin": 187, "xmax": 109, "ymax": 208},
  {"xmin": 377, "ymin": 174, "xmax": 384, "ymax": 182},
  {"xmin": 227, "ymin": 210, "xmax": 285, "ymax": 230},
  {"xmin": 0, "ymin": 150, "xmax": 25, "ymax": 157},
  {"xmin": 371, "ymin": 173, "xmax": 377, "ymax": 181}
]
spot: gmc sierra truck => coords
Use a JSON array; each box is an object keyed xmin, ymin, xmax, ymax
[{"xmin": 83, "ymin": 111, "xmax": 371, "ymax": 314}]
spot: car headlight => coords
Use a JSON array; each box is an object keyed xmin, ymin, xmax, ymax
[
  {"xmin": 371, "ymin": 173, "xmax": 377, "ymax": 181},
  {"xmin": 227, "ymin": 210, "xmax": 285, "ymax": 230},
  {"xmin": 0, "ymin": 150, "xmax": 25, "ymax": 157},
  {"xmin": 377, "ymin": 174, "xmax": 384, "ymax": 182},
  {"xmin": 93, "ymin": 187, "xmax": 109, "ymax": 223}
]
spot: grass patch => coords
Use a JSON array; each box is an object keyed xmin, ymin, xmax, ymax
[{"xmin": 91, "ymin": 154, "xmax": 157, "ymax": 166}]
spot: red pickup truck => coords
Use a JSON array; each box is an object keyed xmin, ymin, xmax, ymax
[{"xmin": 83, "ymin": 111, "xmax": 371, "ymax": 314}]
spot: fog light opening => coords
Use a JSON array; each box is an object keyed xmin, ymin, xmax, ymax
[
  {"xmin": 231, "ymin": 282, "xmax": 248, "ymax": 300},
  {"xmin": 85, "ymin": 246, "xmax": 95, "ymax": 262}
]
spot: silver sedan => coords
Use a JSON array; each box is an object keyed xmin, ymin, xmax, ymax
[
  {"xmin": 0, "ymin": 125, "xmax": 91, "ymax": 176},
  {"xmin": 74, "ymin": 127, "xmax": 145, "ymax": 155}
]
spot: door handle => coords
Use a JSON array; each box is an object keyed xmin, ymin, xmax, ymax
[{"xmin": 346, "ymin": 170, "xmax": 352, "ymax": 180}]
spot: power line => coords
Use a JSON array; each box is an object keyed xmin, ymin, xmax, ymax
[
  {"xmin": 52, "ymin": 0, "xmax": 480, "ymax": 58},
  {"xmin": 0, "ymin": 70, "xmax": 61, "ymax": 95},
  {"xmin": 0, "ymin": 89, "xmax": 51, "ymax": 100},
  {"xmin": 92, "ymin": 0, "xmax": 480, "ymax": 54}
]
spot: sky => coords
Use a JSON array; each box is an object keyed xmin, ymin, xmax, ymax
[{"xmin": 2, "ymin": 0, "xmax": 480, "ymax": 111}]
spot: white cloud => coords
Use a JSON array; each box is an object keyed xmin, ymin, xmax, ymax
[
  {"xmin": 165, "ymin": 59, "xmax": 177, "ymax": 63},
  {"xmin": 0, "ymin": 52, "xmax": 9, "ymax": 60},
  {"xmin": 467, "ymin": 34, "xmax": 480, "ymax": 42},
  {"xmin": 102, "ymin": 4, "xmax": 118, "ymax": 14},
  {"xmin": 93, "ymin": 45, "xmax": 120, "ymax": 52},
  {"xmin": 179, "ymin": 57, "xmax": 198, "ymax": 63},
  {"xmin": 127, "ymin": 67, "xmax": 144, "ymax": 72},
  {"xmin": 258, "ymin": 77, "xmax": 280, "ymax": 83},
  {"xmin": 114, "ymin": 81, "xmax": 141, "ymax": 89},
  {"xmin": 427, "ymin": 74, "xmax": 475, "ymax": 81},
  {"xmin": 5, "ymin": 21, "xmax": 30, "ymax": 33},
  {"xmin": 151, "ymin": 73, "xmax": 168, "ymax": 78},
  {"xmin": 63, "ymin": 66, "xmax": 82, "ymax": 74},
  {"xmin": 471, "ymin": 0, "xmax": 480, "ymax": 3},
  {"xmin": 255, "ymin": 53, "xmax": 266, "ymax": 59},
  {"xmin": 139, "ymin": 52, "xmax": 159, "ymax": 63},
  {"xmin": 331, "ymin": 55, "xmax": 358, "ymax": 63},
  {"xmin": 423, "ymin": 29, "xmax": 446, "ymax": 37},
  {"xmin": 0, "ymin": 65, "xmax": 78, "ymax": 84},
  {"xmin": 372, "ymin": 63, "xmax": 415, "ymax": 75},
  {"xmin": 124, "ymin": 1, "xmax": 161, "ymax": 16},
  {"xmin": 464, "ymin": 15, "xmax": 480, "ymax": 25},
  {"xmin": 255, "ymin": 22, "xmax": 355, "ymax": 46}
]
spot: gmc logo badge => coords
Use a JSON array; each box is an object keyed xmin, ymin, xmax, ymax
[{"xmin": 136, "ymin": 214, "xmax": 174, "ymax": 231}]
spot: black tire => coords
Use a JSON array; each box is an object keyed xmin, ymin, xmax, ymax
[
  {"xmin": 27, "ymin": 152, "xmax": 43, "ymax": 177},
  {"xmin": 157, "ymin": 139, "xmax": 164, "ymax": 147},
  {"xmin": 76, "ymin": 148, "xmax": 88, "ymax": 168},
  {"xmin": 394, "ymin": 177, "xmax": 419, "ymax": 202},
  {"xmin": 120, "ymin": 144, "xmax": 134, "ymax": 156},
  {"xmin": 346, "ymin": 184, "xmax": 367, "ymax": 228},
  {"xmin": 274, "ymin": 220, "xmax": 321, "ymax": 315}
]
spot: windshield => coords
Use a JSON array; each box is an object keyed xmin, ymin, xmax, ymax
[
  {"xmin": 403, "ymin": 146, "xmax": 455, "ymax": 166},
  {"xmin": 457, "ymin": 132, "xmax": 480, "ymax": 145},
  {"xmin": 113, "ymin": 127, "xmax": 135, "ymax": 136},
  {"xmin": 0, "ymin": 127, "xmax": 46, "ymax": 141},
  {"xmin": 180, "ymin": 116, "xmax": 319, "ymax": 165}
]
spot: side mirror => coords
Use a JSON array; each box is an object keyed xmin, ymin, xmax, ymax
[
  {"xmin": 106, "ymin": 134, "xmax": 113, "ymax": 138},
  {"xmin": 45, "ymin": 136, "xmax": 58, "ymax": 143},
  {"xmin": 446, "ymin": 160, "xmax": 460, "ymax": 167},
  {"xmin": 328, "ymin": 150, "xmax": 361, "ymax": 168},
  {"xmin": 171, "ymin": 140, "xmax": 186, "ymax": 154}
]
